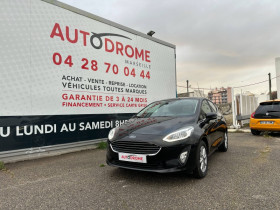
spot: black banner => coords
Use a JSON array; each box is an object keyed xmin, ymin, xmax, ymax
[{"xmin": 0, "ymin": 113, "xmax": 134, "ymax": 152}]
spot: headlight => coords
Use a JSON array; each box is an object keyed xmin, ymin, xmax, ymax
[
  {"xmin": 163, "ymin": 127, "xmax": 194, "ymax": 142},
  {"xmin": 108, "ymin": 128, "xmax": 116, "ymax": 140}
]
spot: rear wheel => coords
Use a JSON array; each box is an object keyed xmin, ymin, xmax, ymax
[
  {"xmin": 218, "ymin": 132, "xmax": 228, "ymax": 152},
  {"xmin": 251, "ymin": 129, "xmax": 261, "ymax": 136},
  {"xmin": 193, "ymin": 141, "xmax": 208, "ymax": 179}
]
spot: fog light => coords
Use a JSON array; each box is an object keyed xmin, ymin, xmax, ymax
[{"xmin": 179, "ymin": 151, "xmax": 188, "ymax": 164}]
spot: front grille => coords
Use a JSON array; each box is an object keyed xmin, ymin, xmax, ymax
[
  {"xmin": 111, "ymin": 140, "xmax": 161, "ymax": 155},
  {"xmin": 112, "ymin": 160, "xmax": 163, "ymax": 170}
]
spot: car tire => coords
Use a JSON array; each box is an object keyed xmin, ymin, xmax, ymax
[
  {"xmin": 193, "ymin": 141, "xmax": 208, "ymax": 179},
  {"xmin": 251, "ymin": 129, "xmax": 261, "ymax": 135},
  {"xmin": 218, "ymin": 132, "xmax": 228, "ymax": 152}
]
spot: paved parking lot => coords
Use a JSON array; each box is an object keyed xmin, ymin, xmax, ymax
[{"xmin": 1, "ymin": 133, "xmax": 280, "ymax": 210}]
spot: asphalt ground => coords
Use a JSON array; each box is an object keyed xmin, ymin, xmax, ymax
[{"xmin": 1, "ymin": 133, "xmax": 280, "ymax": 210}]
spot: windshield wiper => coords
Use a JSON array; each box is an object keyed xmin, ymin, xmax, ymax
[{"xmin": 267, "ymin": 110, "xmax": 280, "ymax": 112}]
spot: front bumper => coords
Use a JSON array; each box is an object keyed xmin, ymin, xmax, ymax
[{"xmin": 106, "ymin": 140, "xmax": 196, "ymax": 173}]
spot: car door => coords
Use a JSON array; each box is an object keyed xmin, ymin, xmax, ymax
[
  {"xmin": 200, "ymin": 100, "xmax": 217, "ymax": 153},
  {"xmin": 208, "ymin": 100, "xmax": 225, "ymax": 149}
]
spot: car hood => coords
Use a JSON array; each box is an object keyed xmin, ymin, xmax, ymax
[{"xmin": 114, "ymin": 116, "xmax": 196, "ymax": 139}]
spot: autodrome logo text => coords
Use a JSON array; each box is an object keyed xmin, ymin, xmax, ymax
[
  {"xmin": 50, "ymin": 23, "xmax": 151, "ymax": 63},
  {"xmin": 121, "ymin": 155, "xmax": 143, "ymax": 161}
]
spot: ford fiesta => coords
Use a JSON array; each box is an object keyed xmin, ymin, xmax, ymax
[{"xmin": 106, "ymin": 98, "xmax": 228, "ymax": 178}]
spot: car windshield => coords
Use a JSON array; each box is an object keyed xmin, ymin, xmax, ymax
[
  {"xmin": 255, "ymin": 102, "xmax": 280, "ymax": 118},
  {"xmin": 136, "ymin": 99, "xmax": 199, "ymax": 118},
  {"xmin": 256, "ymin": 102, "xmax": 280, "ymax": 113}
]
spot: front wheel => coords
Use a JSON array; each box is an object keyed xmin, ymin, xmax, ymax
[
  {"xmin": 218, "ymin": 132, "xmax": 228, "ymax": 152},
  {"xmin": 251, "ymin": 129, "xmax": 261, "ymax": 135},
  {"xmin": 193, "ymin": 141, "xmax": 208, "ymax": 179}
]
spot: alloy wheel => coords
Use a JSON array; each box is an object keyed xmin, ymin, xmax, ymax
[
  {"xmin": 200, "ymin": 146, "xmax": 207, "ymax": 173},
  {"xmin": 224, "ymin": 133, "xmax": 228, "ymax": 149}
]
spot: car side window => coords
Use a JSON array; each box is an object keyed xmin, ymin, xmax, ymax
[
  {"xmin": 200, "ymin": 100, "xmax": 212, "ymax": 120},
  {"xmin": 208, "ymin": 101, "xmax": 217, "ymax": 113}
]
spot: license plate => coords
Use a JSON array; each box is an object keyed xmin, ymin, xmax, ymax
[
  {"xmin": 260, "ymin": 121, "xmax": 274, "ymax": 124},
  {"xmin": 118, "ymin": 153, "xmax": 147, "ymax": 163}
]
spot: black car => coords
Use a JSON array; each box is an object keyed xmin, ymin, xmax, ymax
[{"xmin": 106, "ymin": 97, "xmax": 228, "ymax": 178}]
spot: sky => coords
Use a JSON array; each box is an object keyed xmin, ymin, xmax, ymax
[{"xmin": 60, "ymin": 0, "xmax": 280, "ymax": 95}]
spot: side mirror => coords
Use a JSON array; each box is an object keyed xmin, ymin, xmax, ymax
[
  {"xmin": 199, "ymin": 112, "xmax": 217, "ymax": 128},
  {"xmin": 206, "ymin": 112, "xmax": 217, "ymax": 120}
]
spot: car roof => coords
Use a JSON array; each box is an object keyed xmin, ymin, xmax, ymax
[{"xmin": 260, "ymin": 99, "xmax": 280, "ymax": 104}]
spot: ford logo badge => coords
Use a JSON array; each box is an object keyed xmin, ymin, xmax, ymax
[{"xmin": 129, "ymin": 135, "xmax": 136, "ymax": 139}]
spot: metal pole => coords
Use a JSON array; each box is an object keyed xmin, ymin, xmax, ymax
[
  {"xmin": 186, "ymin": 80, "xmax": 189, "ymax": 97},
  {"xmin": 240, "ymin": 89, "xmax": 243, "ymax": 116},
  {"xmin": 268, "ymin": 73, "xmax": 272, "ymax": 100},
  {"xmin": 231, "ymin": 87, "xmax": 237, "ymax": 128}
]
